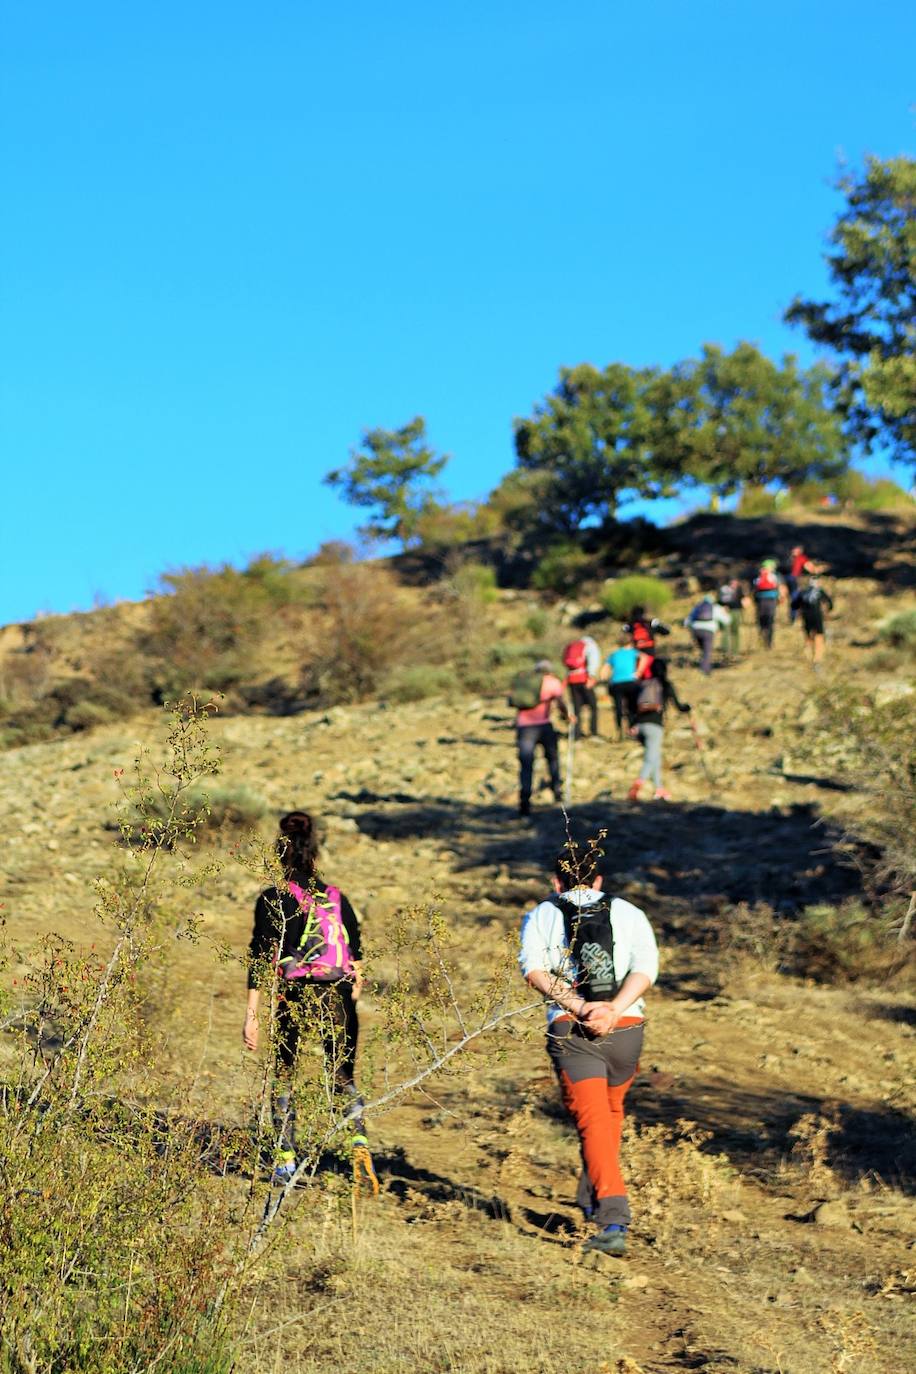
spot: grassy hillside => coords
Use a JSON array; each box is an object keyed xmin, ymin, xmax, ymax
[{"xmin": 0, "ymin": 512, "xmax": 914, "ymax": 1373}]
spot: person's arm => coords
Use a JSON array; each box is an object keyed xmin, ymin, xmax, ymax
[
  {"xmin": 244, "ymin": 890, "xmax": 279, "ymax": 1049},
  {"xmin": 599, "ymin": 660, "xmax": 611, "ymax": 682},
  {"xmin": 244, "ymin": 987, "xmax": 260, "ymax": 1051},
  {"xmin": 525, "ymin": 967, "xmax": 587, "ymax": 1019},
  {"xmin": 339, "ymin": 890, "xmax": 364, "ymax": 1000},
  {"xmin": 822, "ymin": 590, "xmax": 834, "ymax": 612}
]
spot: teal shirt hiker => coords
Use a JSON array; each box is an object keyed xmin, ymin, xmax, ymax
[{"xmin": 607, "ymin": 647, "xmax": 638, "ymax": 683}]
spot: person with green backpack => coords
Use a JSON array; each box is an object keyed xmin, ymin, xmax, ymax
[{"xmin": 508, "ymin": 658, "xmax": 570, "ymax": 817}]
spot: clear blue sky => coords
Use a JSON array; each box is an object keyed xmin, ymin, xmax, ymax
[{"xmin": 1, "ymin": 1, "xmax": 913, "ymax": 622}]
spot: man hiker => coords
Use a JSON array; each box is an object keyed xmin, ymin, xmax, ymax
[
  {"xmin": 563, "ymin": 635, "xmax": 601, "ymax": 738},
  {"xmin": 600, "ymin": 632, "xmax": 639, "ymax": 738},
  {"xmin": 685, "ymin": 594, "xmax": 730, "ymax": 675},
  {"xmin": 519, "ymin": 840, "xmax": 659, "ymax": 1255},
  {"xmin": 796, "ymin": 575, "xmax": 834, "ymax": 669},
  {"xmin": 786, "ymin": 546, "xmax": 813, "ymax": 623},
  {"xmin": 509, "ymin": 658, "xmax": 570, "ymax": 817},
  {"xmin": 716, "ymin": 578, "xmax": 745, "ymax": 660},
  {"xmin": 753, "ymin": 558, "xmax": 783, "ymax": 650}
]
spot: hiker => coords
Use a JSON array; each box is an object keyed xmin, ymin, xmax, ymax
[
  {"xmin": 684, "ymin": 593, "xmax": 730, "ymax": 675},
  {"xmin": 599, "ymin": 632, "xmax": 639, "ymax": 738},
  {"xmin": 716, "ymin": 578, "xmax": 746, "ymax": 660},
  {"xmin": 519, "ymin": 840, "xmax": 659, "ymax": 1256},
  {"xmin": 563, "ymin": 635, "xmax": 601, "ymax": 739},
  {"xmin": 795, "ymin": 575, "xmax": 834, "ymax": 669},
  {"xmin": 509, "ymin": 658, "xmax": 570, "ymax": 817},
  {"xmin": 628, "ymin": 657, "xmax": 690, "ymax": 802},
  {"xmin": 786, "ymin": 546, "xmax": 812, "ymax": 623},
  {"xmin": 624, "ymin": 606, "xmax": 670, "ymax": 679},
  {"xmin": 244, "ymin": 811, "xmax": 369, "ymax": 1186},
  {"xmin": 752, "ymin": 559, "xmax": 784, "ymax": 650}
]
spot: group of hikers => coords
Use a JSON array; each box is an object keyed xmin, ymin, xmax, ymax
[
  {"xmin": 240, "ymin": 542, "xmax": 835, "ymax": 1260},
  {"xmin": 511, "ymin": 545, "xmax": 835, "ymax": 814},
  {"xmin": 245, "ymin": 813, "xmax": 658, "ymax": 1258}
]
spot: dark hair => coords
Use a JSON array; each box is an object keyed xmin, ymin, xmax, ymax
[
  {"xmin": 554, "ymin": 840, "xmax": 602, "ymax": 888},
  {"xmin": 629, "ymin": 605, "xmax": 646, "ymax": 621},
  {"xmin": 650, "ymin": 656, "xmax": 668, "ymax": 681},
  {"xmin": 276, "ymin": 811, "xmax": 320, "ymax": 883}
]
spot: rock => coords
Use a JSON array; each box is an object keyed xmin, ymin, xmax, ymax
[
  {"xmin": 813, "ymin": 1200, "xmax": 851, "ymax": 1228},
  {"xmin": 620, "ymin": 1272, "xmax": 649, "ymax": 1290},
  {"xmin": 325, "ymin": 816, "xmax": 358, "ymax": 833},
  {"xmin": 721, "ymin": 1209, "xmax": 748, "ymax": 1224}
]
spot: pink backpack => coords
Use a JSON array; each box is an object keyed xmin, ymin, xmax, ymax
[{"xmin": 278, "ymin": 883, "xmax": 355, "ymax": 982}]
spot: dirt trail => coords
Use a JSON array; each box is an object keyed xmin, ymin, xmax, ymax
[{"xmin": 1, "ymin": 593, "xmax": 914, "ymax": 1372}]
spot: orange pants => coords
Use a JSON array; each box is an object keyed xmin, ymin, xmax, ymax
[{"xmin": 547, "ymin": 1016, "xmax": 643, "ymax": 1226}]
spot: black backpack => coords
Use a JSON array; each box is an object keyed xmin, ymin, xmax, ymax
[
  {"xmin": 550, "ymin": 894, "xmax": 619, "ymax": 1002},
  {"xmin": 801, "ymin": 585, "xmax": 822, "ymax": 608}
]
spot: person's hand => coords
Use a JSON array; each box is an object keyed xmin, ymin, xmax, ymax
[
  {"xmin": 243, "ymin": 1009, "xmax": 259, "ymax": 1052},
  {"xmin": 628, "ymin": 726, "xmax": 639, "ymax": 737},
  {"xmin": 352, "ymin": 968, "xmax": 364, "ymax": 1002},
  {"xmin": 581, "ymin": 1002, "xmax": 621, "ymax": 1037}
]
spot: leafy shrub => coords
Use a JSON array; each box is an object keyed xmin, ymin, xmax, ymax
[
  {"xmin": 792, "ymin": 900, "xmax": 894, "ymax": 982},
  {"xmin": 600, "ymin": 574, "xmax": 673, "ymax": 619},
  {"xmin": 525, "ymin": 608, "xmax": 549, "ymax": 639},
  {"xmin": 450, "ymin": 561, "xmax": 498, "ymax": 605},
  {"xmin": 145, "ymin": 563, "xmax": 305, "ymax": 697},
  {"xmin": 531, "ymin": 541, "xmax": 593, "ymax": 594},
  {"xmin": 878, "ymin": 609, "xmax": 916, "ymax": 656},
  {"xmin": 123, "ymin": 782, "xmax": 269, "ymax": 844},
  {"xmin": 736, "ymin": 486, "xmax": 780, "ymax": 517},
  {"xmin": 381, "ymin": 664, "xmax": 456, "ymax": 703},
  {"xmin": 304, "ymin": 564, "xmax": 415, "ymax": 705}
]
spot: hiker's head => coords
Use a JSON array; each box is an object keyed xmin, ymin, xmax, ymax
[
  {"xmin": 534, "ymin": 658, "xmax": 553, "ymax": 674},
  {"xmin": 762, "ymin": 558, "xmax": 777, "ymax": 571},
  {"xmin": 553, "ymin": 841, "xmax": 604, "ymax": 892},
  {"xmin": 629, "ymin": 605, "xmax": 646, "ymax": 622},
  {"xmin": 617, "ymin": 631, "xmax": 631, "ymax": 647},
  {"xmin": 650, "ymin": 656, "xmax": 668, "ymax": 681},
  {"xmin": 277, "ymin": 810, "xmax": 320, "ymax": 882},
  {"xmin": 791, "ymin": 545, "xmax": 803, "ymax": 557}
]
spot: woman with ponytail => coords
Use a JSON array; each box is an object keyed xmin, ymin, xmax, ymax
[{"xmin": 243, "ymin": 811, "xmax": 368, "ymax": 1185}]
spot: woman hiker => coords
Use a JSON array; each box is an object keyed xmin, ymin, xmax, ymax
[
  {"xmin": 519, "ymin": 840, "xmax": 659, "ymax": 1256},
  {"xmin": 244, "ymin": 811, "xmax": 372, "ymax": 1187},
  {"xmin": 600, "ymin": 632, "xmax": 639, "ymax": 738},
  {"xmin": 628, "ymin": 657, "xmax": 690, "ymax": 802}
]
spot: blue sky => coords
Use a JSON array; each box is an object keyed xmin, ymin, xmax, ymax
[{"xmin": 1, "ymin": 1, "xmax": 913, "ymax": 622}]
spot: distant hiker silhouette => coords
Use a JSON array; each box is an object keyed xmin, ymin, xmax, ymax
[
  {"xmin": 508, "ymin": 658, "xmax": 569, "ymax": 817},
  {"xmin": 519, "ymin": 841, "xmax": 659, "ymax": 1256},
  {"xmin": 625, "ymin": 606, "xmax": 670, "ymax": 680},
  {"xmin": 600, "ymin": 632, "xmax": 639, "ymax": 738},
  {"xmin": 753, "ymin": 559, "xmax": 783, "ymax": 650},
  {"xmin": 795, "ymin": 575, "xmax": 834, "ymax": 670},
  {"xmin": 563, "ymin": 634, "xmax": 601, "ymax": 739}
]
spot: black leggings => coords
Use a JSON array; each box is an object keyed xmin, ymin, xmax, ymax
[
  {"xmin": 275, "ymin": 979, "xmax": 359, "ymax": 1088},
  {"xmin": 569, "ymin": 682, "xmax": 598, "ymax": 736}
]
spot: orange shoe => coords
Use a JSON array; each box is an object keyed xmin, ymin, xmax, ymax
[
  {"xmin": 654, "ymin": 788, "xmax": 672, "ymax": 801},
  {"xmin": 627, "ymin": 779, "xmax": 643, "ymax": 801}
]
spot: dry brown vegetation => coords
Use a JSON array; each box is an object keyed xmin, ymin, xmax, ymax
[{"xmin": 0, "ymin": 511, "xmax": 914, "ymax": 1373}]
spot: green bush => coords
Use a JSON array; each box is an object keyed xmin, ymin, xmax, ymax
[
  {"xmin": 531, "ymin": 541, "xmax": 592, "ymax": 595},
  {"xmin": 600, "ymin": 574, "xmax": 672, "ymax": 619},
  {"xmin": 735, "ymin": 487, "xmax": 780, "ymax": 517},
  {"xmin": 123, "ymin": 782, "xmax": 269, "ymax": 845},
  {"xmin": 793, "ymin": 901, "xmax": 893, "ymax": 982},
  {"xmin": 878, "ymin": 609, "xmax": 916, "ymax": 656},
  {"xmin": 525, "ymin": 608, "xmax": 549, "ymax": 639},
  {"xmin": 450, "ymin": 561, "xmax": 499, "ymax": 605},
  {"xmin": 381, "ymin": 664, "xmax": 456, "ymax": 703}
]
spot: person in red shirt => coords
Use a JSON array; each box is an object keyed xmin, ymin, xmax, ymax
[
  {"xmin": 514, "ymin": 659, "xmax": 570, "ymax": 817},
  {"xmin": 786, "ymin": 546, "xmax": 812, "ymax": 624}
]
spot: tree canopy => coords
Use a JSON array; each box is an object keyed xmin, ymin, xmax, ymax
[
  {"xmin": 324, "ymin": 417, "xmax": 448, "ymax": 546},
  {"xmin": 512, "ymin": 345, "xmax": 849, "ymax": 530},
  {"xmin": 785, "ymin": 155, "xmax": 916, "ymax": 467}
]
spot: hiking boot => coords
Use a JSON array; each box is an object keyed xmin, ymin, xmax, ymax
[
  {"xmin": 271, "ymin": 1150, "xmax": 297, "ymax": 1186},
  {"xmin": 583, "ymin": 1223, "xmax": 627, "ymax": 1256},
  {"xmin": 653, "ymin": 788, "xmax": 672, "ymax": 801},
  {"xmin": 627, "ymin": 779, "xmax": 643, "ymax": 802}
]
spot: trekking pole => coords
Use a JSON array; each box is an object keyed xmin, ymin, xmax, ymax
[
  {"xmin": 687, "ymin": 710, "xmax": 714, "ymax": 784},
  {"xmin": 563, "ymin": 718, "xmax": 575, "ymax": 809}
]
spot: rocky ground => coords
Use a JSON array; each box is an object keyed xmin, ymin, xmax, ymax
[{"xmin": 1, "ymin": 555, "xmax": 914, "ymax": 1373}]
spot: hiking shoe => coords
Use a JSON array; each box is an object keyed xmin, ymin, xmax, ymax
[
  {"xmin": 653, "ymin": 788, "xmax": 672, "ymax": 801},
  {"xmin": 271, "ymin": 1151, "xmax": 297, "ymax": 1186},
  {"xmin": 583, "ymin": 1223, "xmax": 627, "ymax": 1256},
  {"xmin": 627, "ymin": 779, "xmax": 643, "ymax": 802}
]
